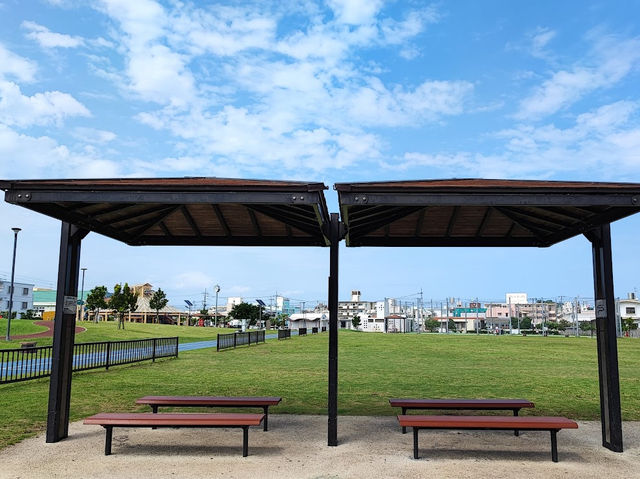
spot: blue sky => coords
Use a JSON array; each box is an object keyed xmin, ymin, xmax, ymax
[{"xmin": 1, "ymin": 0, "xmax": 639, "ymax": 309}]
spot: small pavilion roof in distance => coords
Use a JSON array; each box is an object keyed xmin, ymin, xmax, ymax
[
  {"xmin": 335, "ymin": 179, "xmax": 640, "ymax": 247},
  {"xmin": 0, "ymin": 177, "xmax": 330, "ymax": 246}
]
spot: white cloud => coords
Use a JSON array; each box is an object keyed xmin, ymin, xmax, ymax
[
  {"xmin": 127, "ymin": 44, "xmax": 195, "ymax": 107},
  {"xmin": 529, "ymin": 27, "xmax": 556, "ymax": 59},
  {"xmin": 327, "ymin": 0, "xmax": 384, "ymax": 25},
  {"xmin": 346, "ymin": 78, "xmax": 473, "ymax": 126},
  {"xmin": 0, "ymin": 81, "xmax": 90, "ymax": 128},
  {"xmin": 0, "ymin": 43, "xmax": 37, "ymax": 81},
  {"xmin": 96, "ymin": 0, "xmax": 195, "ymax": 107},
  {"xmin": 72, "ymin": 127, "xmax": 117, "ymax": 144},
  {"xmin": 0, "ymin": 125, "xmax": 122, "ymax": 178},
  {"xmin": 394, "ymin": 101, "xmax": 640, "ymax": 179},
  {"xmin": 517, "ymin": 34, "xmax": 640, "ymax": 120},
  {"xmin": 173, "ymin": 271, "xmax": 214, "ymax": 291},
  {"xmin": 22, "ymin": 21, "xmax": 84, "ymax": 48}
]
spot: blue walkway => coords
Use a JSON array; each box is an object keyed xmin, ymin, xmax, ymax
[{"xmin": 2, "ymin": 332, "xmax": 287, "ymax": 380}]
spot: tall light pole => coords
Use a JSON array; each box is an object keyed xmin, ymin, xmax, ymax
[
  {"xmin": 214, "ymin": 284, "xmax": 220, "ymax": 327},
  {"xmin": 6, "ymin": 227, "xmax": 21, "ymax": 341},
  {"xmin": 79, "ymin": 267, "xmax": 87, "ymax": 322}
]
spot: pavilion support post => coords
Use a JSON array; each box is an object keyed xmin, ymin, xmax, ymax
[
  {"xmin": 328, "ymin": 213, "xmax": 340, "ymax": 446},
  {"xmin": 585, "ymin": 223, "xmax": 623, "ymax": 452},
  {"xmin": 46, "ymin": 222, "xmax": 88, "ymax": 443}
]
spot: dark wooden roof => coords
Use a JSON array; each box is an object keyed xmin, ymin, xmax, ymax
[
  {"xmin": 335, "ymin": 179, "xmax": 640, "ymax": 247},
  {"xmin": 1, "ymin": 178, "xmax": 330, "ymax": 246}
]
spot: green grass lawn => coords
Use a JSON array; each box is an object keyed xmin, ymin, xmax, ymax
[
  {"xmin": 0, "ymin": 319, "xmax": 49, "ymax": 340},
  {"xmin": 0, "ymin": 320, "xmax": 231, "ymax": 348},
  {"xmin": 1, "ymin": 331, "xmax": 639, "ymax": 450}
]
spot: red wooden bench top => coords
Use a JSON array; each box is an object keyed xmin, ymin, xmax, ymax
[
  {"xmin": 390, "ymin": 398, "xmax": 535, "ymax": 409},
  {"xmin": 84, "ymin": 412, "xmax": 264, "ymax": 427},
  {"xmin": 397, "ymin": 415, "xmax": 577, "ymax": 430},
  {"xmin": 136, "ymin": 396, "xmax": 282, "ymax": 407}
]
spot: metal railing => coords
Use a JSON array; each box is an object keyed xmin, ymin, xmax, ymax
[
  {"xmin": 277, "ymin": 329, "xmax": 291, "ymax": 340},
  {"xmin": 0, "ymin": 337, "xmax": 178, "ymax": 384},
  {"xmin": 217, "ymin": 330, "xmax": 266, "ymax": 351}
]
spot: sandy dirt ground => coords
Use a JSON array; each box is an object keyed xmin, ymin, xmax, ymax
[{"xmin": 1, "ymin": 416, "xmax": 639, "ymax": 479}]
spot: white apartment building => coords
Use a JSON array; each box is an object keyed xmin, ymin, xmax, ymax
[{"xmin": 0, "ymin": 280, "xmax": 34, "ymax": 316}]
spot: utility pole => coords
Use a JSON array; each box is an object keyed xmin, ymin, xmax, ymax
[
  {"xmin": 445, "ymin": 300, "xmax": 449, "ymax": 333},
  {"xmin": 508, "ymin": 297, "xmax": 512, "ymax": 334},
  {"xmin": 475, "ymin": 297, "xmax": 479, "ymax": 334},
  {"xmin": 202, "ymin": 289, "xmax": 208, "ymax": 310}
]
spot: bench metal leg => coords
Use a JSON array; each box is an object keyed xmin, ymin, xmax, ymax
[
  {"xmin": 402, "ymin": 407, "xmax": 407, "ymax": 434},
  {"xmin": 242, "ymin": 426, "xmax": 249, "ymax": 457},
  {"xmin": 413, "ymin": 427, "xmax": 419, "ymax": 459},
  {"xmin": 263, "ymin": 406, "xmax": 269, "ymax": 431},
  {"xmin": 104, "ymin": 426, "xmax": 113, "ymax": 456},
  {"xmin": 151, "ymin": 405, "xmax": 158, "ymax": 429},
  {"xmin": 513, "ymin": 409, "xmax": 519, "ymax": 436},
  {"xmin": 550, "ymin": 430, "xmax": 558, "ymax": 462}
]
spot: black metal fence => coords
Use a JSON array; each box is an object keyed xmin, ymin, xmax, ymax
[
  {"xmin": 217, "ymin": 330, "xmax": 266, "ymax": 351},
  {"xmin": 298, "ymin": 328, "xmax": 307, "ymax": 336},
  {"xmin": 0, "ymin": 337, "xmax": 178, "ymax": 384},
  {"xmin": 278, "ymin": 329, "xmax": 291, "ymax": 340}
]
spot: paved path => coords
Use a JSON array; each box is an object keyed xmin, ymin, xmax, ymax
[
  {"xmin": 1, "ymin": 417, "xmax": 639, "ymax": 479},
  {"xmin": 11, "ymin": 320, "xmax": 86, "ymax": 340}
]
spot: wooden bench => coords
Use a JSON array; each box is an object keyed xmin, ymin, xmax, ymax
[
  {"xmin": 136, "ymin": 396, "xmax": 281, "ymax": 431},
  {"xmin": 83, "ymin": 412, "xmax": 264, "ymax": 457},
  {"xmin": 389, "ymin": 398, "xmax": 535, "ymax": 435},
  {"xmin": 397, "ymin": 415, "xmax": 578, "ymax": 462}
]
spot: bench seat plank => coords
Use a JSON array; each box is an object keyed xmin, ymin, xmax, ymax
[
  {"xmin": 136, "ymin": 396, "xmax": 281, "ymax": 431},
  {"xmin": 398, "ymin": 415, "xmax": 578, "ymax": 462},
  {"xmin": 398, "ymin": 415, "xmax": 576, "ymax": 430},
  {"xmin": 85, "ymin": 412, "xmax": 264, "ymax": 427},
  {"xmin": 390, "ymin": 398, "xmax": 535, "ymax": 435},
  {"xmin": 136, "ymin": 396, "xmax": 281, "ymax": 406},
  {"xmin": 390, "ymin": 398, "xmax": 534, "ymax": 409},
  {"xmin": 84, "ymin": 412, "xmax": 264, "ymax": 457}
]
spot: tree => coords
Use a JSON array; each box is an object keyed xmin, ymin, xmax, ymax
[
  {"xmin": 85, "ymin": 286, "xmax": 108, "ymax": 323},
  {"xmin": 622, "ymin": 318, "xmax": 638, "ymax": 335},
  {"xmin": 149, "ymin": 288, "xmax": 169, "ymax": 324},
  {"xmin": 272, "ymin": 313, "xmax": 288, "ymax": 329},
  {"xmin": 228, "ymin": 302, "xmax": 261, "ymax": 326},
  {"xmin": 512, "ymin": 316, "xmax": 532, "ymax": 330},
  {"xmin": 558, "ymin": 319, "xmax": 572, "ymax": 331},
  {"xmin": 20, "ymin": 309, "xmax": 37, "ymax": 319},
  {"xmin": 110, "ymin": 283, "xmax": 138, "ymax": 330},
  {"xmin": 425, "ymin": 319, "xmax": 440, "ymax": 332},
  {"xmin": 580, "ymin": 320, "xmax": 596, "ymax": 337},
  {"xmin": 351, "ymin": 315, "xmax": 361, "ymax": 329},
  {"xmin": 546, "ymin": 321, "xmax": 559, "ymax": 331},
  {"xmin": 447, "ymin": 319, "xmax": 457, "ymax": 332}
]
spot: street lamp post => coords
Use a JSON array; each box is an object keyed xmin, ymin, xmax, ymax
[
  {"xmin": 5, "ymin": 227, "xmax": 21, "ymax": 341},
  {"xmin": 79, "ymin": 267, "xmax": 87, "ymax": 322},
  {"xmin": 214, "ymin": 285, "xmax": 220, "ymax": 327}
]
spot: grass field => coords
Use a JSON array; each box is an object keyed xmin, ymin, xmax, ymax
[
  {"xmin": 0, "ymin": 319, "xmax": 230, "ymax": 348},
  {"xmin": 1, "ymin": 330, "xmax": 639, "ymax": 450}
]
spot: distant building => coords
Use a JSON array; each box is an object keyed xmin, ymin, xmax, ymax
[
  {"xmin": 275, "ymin": 295, "xmax": 296, "ymax": 315},
  {"xmin": 338, "ymin": 290, "xmax": 376, "ymax": 329},
  {"xmin": 226, "ymin": 297, "xmax": 244, "ymax": 312},
  {"xmin": 506, "ymin": 292, "xmax": 527, "ymax": 305},
  {"xmin": 0, "ymin": 280, "xmax": 34, "ymax": 317}
]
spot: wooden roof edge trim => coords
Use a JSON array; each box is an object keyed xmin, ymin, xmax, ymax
[
  {"xmin": 0, "ymin": 177, "xmax": 329, "ymax": 193},
  {"xmin": 335, "ymin": 178, "xmax": 640, "ymax": 193}
]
